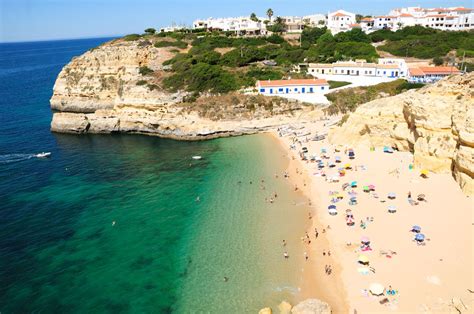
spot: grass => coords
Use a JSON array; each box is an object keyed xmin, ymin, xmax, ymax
[{"xmin": 328, "ymin": 80, "xmax": 351, "ymax": 89}]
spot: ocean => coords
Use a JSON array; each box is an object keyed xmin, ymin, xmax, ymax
[{"xmin": 0, "ymin": 38, "xmax": 311, "ymax": 312}]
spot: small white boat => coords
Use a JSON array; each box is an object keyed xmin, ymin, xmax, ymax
[
  {"xmin": 36, "ymin": 152, "xmax": 51, "ymax": 158},
  {"xmin": 192, "ymin": 156, "xmax": 202, "ymax": 160}
]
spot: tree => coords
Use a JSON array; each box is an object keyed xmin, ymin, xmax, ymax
[
  {"xmin": 356, "ymin": 14, "xmax": 363, "ymax": 23},
  {"xmin": 250, "ymin": 13, "xmax": 258, "ymax": 22},
  {"xmin": 144, "ymin": 28, "xmax": 156, "ymax": 35},
  {"xmin": 267, "ymin": 8, "xmax": 274, "ymax": 21}
]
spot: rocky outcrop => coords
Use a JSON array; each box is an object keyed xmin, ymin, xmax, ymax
[
  {"xmin": 291, "ymin": 299, "xmax": 331, "ymax": 314},
  {"xmin": 50, "ymin": 38, "xmax": 322, "ymax": 140},
  {"xmin": 50, "ymin": 38, "xmax": 182, "ymax": 113},
  {"xmin": 329, "ymin": 73, "xmax": 474, "ymax": 195}
]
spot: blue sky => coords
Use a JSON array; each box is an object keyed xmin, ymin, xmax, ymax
[{"xmin": 1, "ymin": 0, "xmax": 472, "ymax": 42}]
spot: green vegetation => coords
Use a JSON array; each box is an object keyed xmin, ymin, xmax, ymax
[
  {"xmin": 372, "ymin": 26, "xmax": 474, "ymax": 59},
  {"xmin": 136, "ymin": 80, "xmax": 147, "ymax": 86},
  {"xmin": 139, "ymin": 66, "xmax": 154, "ymax": 76},
  {"xmin": 432, "ymin": 56, "xmax": 444, "ymax": 66},
  {"xmin": 154, "ymin": 40, "xmax": 188, "ymax": 49},
  {"xmin": 123, "ymin": 34, "xmax": 142, "ymax": 41},
  {"xmin": 324, "ymin": 79, "xmax": 424, "ymax": 115},
  {"xmin": 144, "ymin": 28, "xmax": 156, "ymax": 35},
  {"xmin": 328, "ymin": 80, "xmax": 351, "ymax": 89}
]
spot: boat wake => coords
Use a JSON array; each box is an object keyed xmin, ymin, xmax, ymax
[{"xmin": 0, "ymin": 152, "xmax": 51, "ymax": 164}]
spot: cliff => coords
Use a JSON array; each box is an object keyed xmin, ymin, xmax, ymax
[
  {"xmin": 329, "ymin": 73, "xmax": 474, "ymax": 195},
  {"xmin": 50, "ymin": 38, "xmax": 321, "ymax": 139}
]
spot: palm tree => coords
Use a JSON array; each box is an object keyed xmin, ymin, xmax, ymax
[
  {"xmin": 266, "ymin": 8, "xmax": 274, "ymax": 21},
  {"xmin": 250, "ymin": 12, "xmax": 258, "ymax": 22}
]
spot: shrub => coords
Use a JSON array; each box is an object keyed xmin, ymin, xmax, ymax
[
  {"xmin": 139, "ymin": 66, "xmax": 154, "ymax": 76},
  {"xmin": 154, "ymin": 40, "xmax": 188, "ymax": 49},
  {"xmin": 123, "ymin": 34, "xmax": 141, "ymax": 41},
  {"xmin": 432, "ymin": 56, "xmax": 444, "ymax": 66},
  {"xmin": 266, "ymin": 34, "xmax": 285, "ymax": 44},
  {"xmin": 136, "ymin": 80, "xmax": 147, "ymax": 86},
  {"xmin": 328, "ymin": 81, "xmax": 351, "ymax": 89},
  {"xmin": 144, "ymin": 28, "xmax": 156, "ymax": 35}
]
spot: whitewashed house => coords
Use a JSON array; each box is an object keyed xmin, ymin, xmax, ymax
[
  {"xmin": 327, "ymin": 10, "xmax": 356, "ymax": 33},
  {"xmin": 192, "ymin": 17, "xmax": 267, "ymax": 35},
  {"xmin": 256, "ymin": 79, "xmax": 329, "ymax": 95},
  {"xmin": 408, "ymin": 66, "xmax": 461, "ymax": 83},
  {"xmin": 308, "ymin": 59, "xmax": 408, "ymax": 78}
]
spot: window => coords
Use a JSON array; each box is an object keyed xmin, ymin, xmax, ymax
[
  {"xmin": 278, "ymin": 88, "xmax": 284, "ymax": 92},
  {"xmin": 383, "ymin": 71, "xmax": 386, "ymax": 75},
  {"xmin": 321, "ymin": 86, "xmax": 325, "ymax": 90},
  {"xmin": 260, "ymin": 88, "xmax": 265, "ymax": 92},
  {"xmin": 309, "ymin": 87, "xmax": 314, "ymax": 93}
]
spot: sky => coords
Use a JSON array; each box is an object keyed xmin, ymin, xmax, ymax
[{"xmin": 0, "ymin": 0, "xmax": 472, "ymax": 42}]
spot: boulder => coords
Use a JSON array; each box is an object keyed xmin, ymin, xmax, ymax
[
  {"xmin": 51, "ymin": 113, "xmax": 89, "ymax": 133},
  {"xmin": 259, "ymin": 307, "xmax": 272, "ymax": 314},
  {"xmin": 278, "ymin": 301, "xmax": 292, "ymax": 314},
  {"xmin": 291, "ymin": 299, "xmax": 331, "ymax": 314}
]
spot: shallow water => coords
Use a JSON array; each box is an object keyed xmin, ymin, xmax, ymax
[{"xmin": 0, "ymin": 38, "xmax": 310, "ymax": 312}]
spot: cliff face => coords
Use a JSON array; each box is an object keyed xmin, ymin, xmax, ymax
[
  {"xmin": 329, "ymin": 73, "xmax": 474, "ymax": 195},
  {"xmin": 50, "ymin": 38, "xmax": 321, "ymax": 139},
  {"xmin": 51, "ymin": 39, "xmax": 182, "ymax": 113}
]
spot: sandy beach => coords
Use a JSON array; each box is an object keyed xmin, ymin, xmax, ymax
[{"xmin": 271, "ymin": 118, "xmax": 473, "ymax": 313}]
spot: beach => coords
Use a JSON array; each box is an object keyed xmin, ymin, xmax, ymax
[{"xmin": 272, "ymin": 119, "xmax": 473, "ymax": 313}]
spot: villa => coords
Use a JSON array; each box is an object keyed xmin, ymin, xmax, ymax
[
  {"xmin": 327, "ymin": 10, "xmax": 357, "ymax": 33},
  {"xmin": 256, "ymin": 79, "xmax": 329, "ymax": 95},
  {"xmin": 408, "ymin": 66, "xmax": 461, "ymax": 83},
  {"xmin": 192, "ymin": 16, "xmax": 267, "ymax": 35}
]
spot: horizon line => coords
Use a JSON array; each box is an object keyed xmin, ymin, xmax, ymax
[{"xmin": 0, "ymin": 34, "xmax": 124, "ymax": 45}]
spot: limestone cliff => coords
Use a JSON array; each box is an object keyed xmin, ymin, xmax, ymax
[
  {"xmin": 329, "ymin": 73, "xmax": 474, "ymax": 195},
  {"xmin": 50, "ymin": 38, "xmax": 321, "ymax": 139}
]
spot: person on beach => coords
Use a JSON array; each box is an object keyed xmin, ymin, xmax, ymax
[
  {"xmin": 308, "ymin": 212, "xmax": 312, "ymax": 220},
  {"xmin": 304, "ymin": 252, "xmax": 308, "ymax": 261},
  {"xmin": 282, "ymin": 239, "xmax": 287, "ymax": 246},
  {"xmin": 323, "ymin": 250, "xmax": 326, "ymax": 256},
  {"xmin": 328, "ymin": 250, "xmax": 331, "ymax": 256},
  {"xmin": 284, "ymin": 252, "xmax": 289, "ymax": 259}
]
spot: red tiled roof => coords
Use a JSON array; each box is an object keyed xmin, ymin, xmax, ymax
[
  {"xmin": 257, "ymin": 79, "xmax": 328, "ymax": 87},
  {"xmin": 361, "ymin": 17, "xmax": 374, "ymax": 21},
  {"xmin": 349, "ymin": 23, "xmax": 361, "ymax": 27},
  {"xmin": 451, "ymin": 7, "xmax": 472, "ymax": 11},
  {"xmin": 426, "ymin": 14, "xmax": 447, "ymax": 18},
  {"xmin": 419, "ymin": 66, "xmax": 460, "ymax": 74},
  {"xmin": 409, "ymin": 67, "xmax": 425, "ymax": 76},
  {"xmin": 399, "ymin": 13, "xmax": 414, "ymax": 17},
  {"xmin": 410, "ymin": 66, "xmax": 460, "ymax": 76},
  {"xmin": 333, "ymin": 12, "xmax": 349, "ymax": 17}
]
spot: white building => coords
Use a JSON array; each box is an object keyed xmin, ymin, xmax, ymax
[
  {"xmin": 303, "ymin": 14, "xmax": 327, "ymax": 27},
  {"xmin": 192, "ymin": 16, "xmax": 267, "ymax": 35},
  {"xmin": 308, "ymin": 58, "xmax": 408, "ymax": 78},
  {"xmin": 381, "ymin": 6, "xmax": 474, "ymax": 31},
  {"xmin": 327, "ymin": 10, "xmax": 357, "ymax": 33},
  {"xmin": 408, "ymin": 66, "xmax": 461, "ymax": 83},
  {"xmin": 256, "ymin": 79, "xmax": 329, "ymax": 95}
]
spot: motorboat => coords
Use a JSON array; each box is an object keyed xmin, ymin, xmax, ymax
[
  {"xmin": 36, "ymin": 152, "xmax": 51, "ymax": 158},
  {"xmin": 192, "ymin": 156, "xmax": 202, "ymax": 160}
]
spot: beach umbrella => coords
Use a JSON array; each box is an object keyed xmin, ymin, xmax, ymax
[
  {"xmin": 336, "ymin": 193, "xmax": 344, "ymax": 199},
  {"xmin": 344, "ymin": 163, "xmax": 352, "ymax": 169},
  {"xmin": 328, "ymin": 205, "xmax": 336, "ymax": 209},
  {"xmin": 361, "ymin": 236, "xmax": 370, "ymax": 244},
  {"xmin": 363, "ymin": 186, "xmax": 370, "ymax": 192},
  {"xmin": 335, "ymin": 156, "xmax": 341, "ymax": 162},
  {"xmin": 417, "ymin": 194, "xmax": 426, "ymax": 201},
  {"xmin": 346, "ymin": 209, "xmax": 352, "ymax": 213},
  {"xmin": 369, "ymin": 283, "xmax": 385, "ymax": 296},
  {"xmin": 415, "ymin": 233, "xmax": 425, "ymax": 242},
  {"xmin": 342, "ymin": 183, "xmax": 349, "ymax": 190},
  {"xmin": 387, "ymin": 192, "xmax": 396, "ymax": 199},
  {"xmin": 368, "ymin": 184, "xmax": 375, "ymax": 191},
  {"xmin": 328, "ymin": 208, "xmax": 338, "ymax": 215},
  {"xmin": 321, "ymin": 148, "xmax": 327, "ymax": 154},
  {"xmin": 411, "ymin": 225, "xmax": 421, "ymax": 233},
  {"xmin": 351, "ymin": 181, "xmax": 357, "ymax": 187},
  {"xmin": 420, "ymin": 169, "xmax": 429, "ymax": 177},
  {"xmin": 329, "ymin": 162, "xmax": 336, "ymax": 168},
  {"xmin": 358, "ymin": 255, "xmax": 369, "ymax": 264},
  {"xmin": 388, "ymin": 205, "xmax": 397, "ymax": 213}
]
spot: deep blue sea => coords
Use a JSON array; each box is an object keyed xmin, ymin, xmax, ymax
[{"xmin": 0, "ymin": 38, "xmax": 310, "ymax": 312}]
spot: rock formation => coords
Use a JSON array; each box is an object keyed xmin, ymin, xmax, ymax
[
  {"xmin": 329, "ymin": 73, "xmax": 474, "ymax": 195},
  {"xmin": 50, "ymin": 38, "xmax": 321, "ymax": 140},
  {"xmin": 291, "ymin": 299, "xmax": 331, "ymax": 314}
]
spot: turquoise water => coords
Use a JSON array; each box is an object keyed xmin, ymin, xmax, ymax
[{"xmin": 0, "ymin": 39, "xmax": 310, "ymax": 312}]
